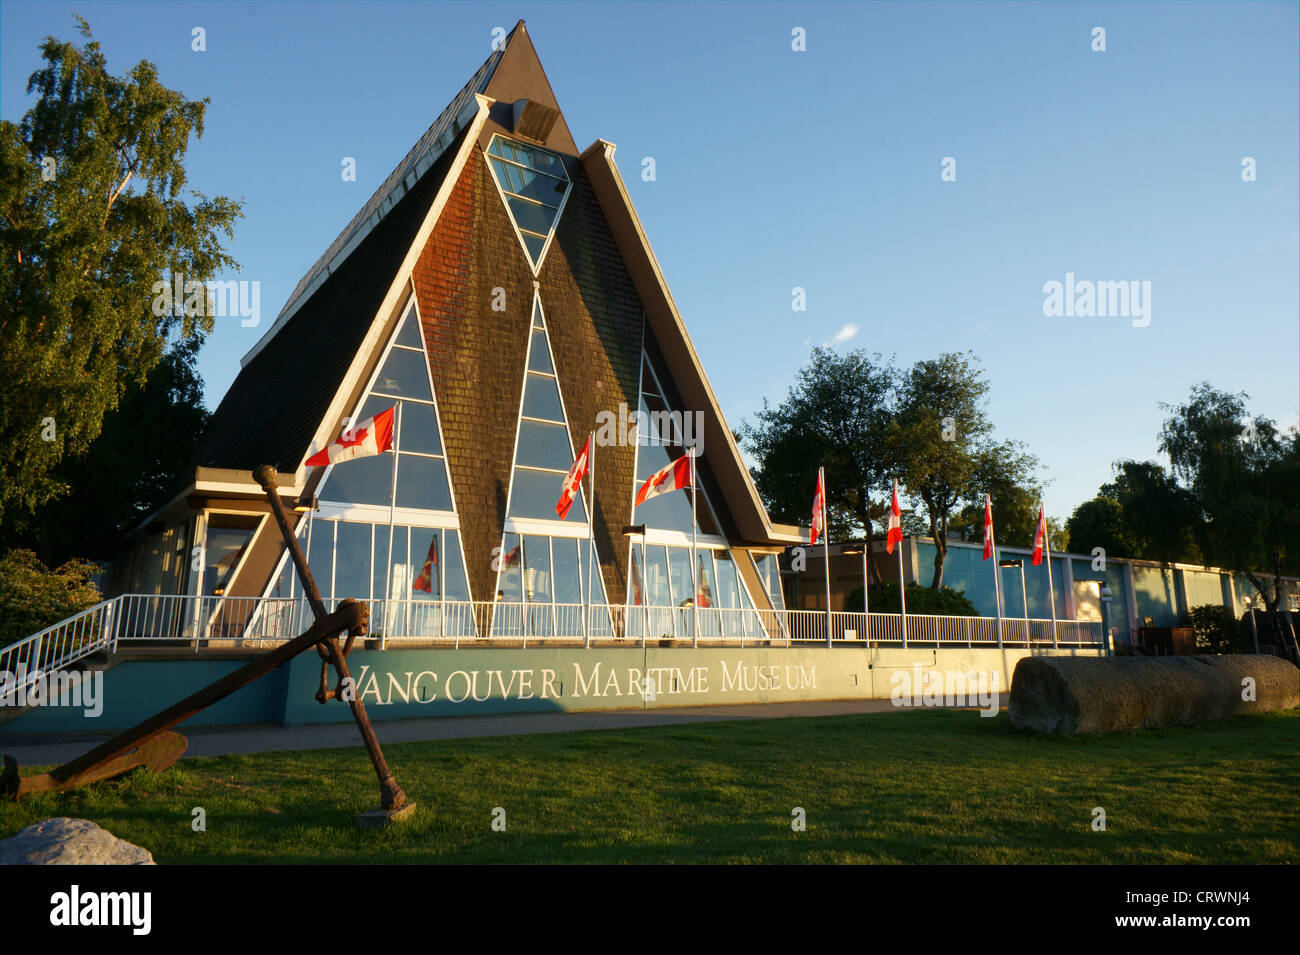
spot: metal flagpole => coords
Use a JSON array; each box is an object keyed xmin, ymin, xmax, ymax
[
  {"xmin": 992, "ymin": 542, "xmax": 1004, "ymax": 648},
  {"xmin": 822, "ymin": 467, "xmax": 831, "ymax": 648},
  {"xmin": 860, "ymin": 545, "xmax": 868, "ymax": 642},
  {"xmin": 584, "ymin": 431, "xmax": 595, "ymax": 648},
  {"xmin": 641, "ymin": 535, "xmax": 649, "ymax": 649},
  {"xmin": 1044, "ymin": 503, "xmax": 1059, "ymax": 648},
  {"xmin": 1020, "ymin": 560, "xmax": 1029, "ymax": 647},
  {"xmin": 898, "ymin": 535, "xmax": 908, "ymax": 647},
  {"xmin": 382, "ymin": 402, "xmax": 402, "ymax": 650},
  {"xmin": 691, "ymin": 447, "xmax": 699, "ymax": 648}
]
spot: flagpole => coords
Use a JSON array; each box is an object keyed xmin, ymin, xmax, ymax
[
  {"xmin": 1020, "ymin": 559, "xmax": 1029, "ymax": 647},
  {"xmin": 991, "ymin": 533, "xmax": 1004, "ymax": 649},
  {"xmin": 382, "ymin": 402, "xmax": 402, "ymax": 650},
  {"xmin": 584, "ymin": 431, "xmax": 594, "ymax": 649},
  {"xmin": 822, "ymin": 466, "xmax": 831, "ymax": 648},
  {"xmin": 1044, "ymin": 502, "xmax": 1059, "ymax": 648},
  {"xmin": 860, "ymin": 544, "xmax": 868, "ymax": 643},
  {"xmin": 898, "ymin": 533, "xmax": 908, "ymax": 648},
  {"xmin": 691, "ymin": 447, "xmax": 699, "ymax": 649}
]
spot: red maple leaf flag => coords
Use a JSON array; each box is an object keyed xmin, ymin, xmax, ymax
[
  {"xmin": 1032, "ymin": 504, "xmax": 1047, "ymax": 566},
  {"xmin": 887, "ymin": 480, "xmax": 903, "ymax": 554},
  {"xmin": 556, "ymin": 433, "xmax": 592, "ymax": 520},
  {"xmin": 412, "ymin": 535, "xmax": 439, "ymax": 592},
  {"xmin": 500, "ymin": 542, "xmax": 522, "ymax": 569},
  {"xmin": 982, "ymin": 495, "xmax": 995, "ymax": 560},
  {"xmin": 810, "ymin": 468, "xmax": 826, "ymax": 546},
  {"xmin": 305, "ymin": 406, "xmax": 395, "ymax": 467},
  {"xmin": 635, "ymin": 455, "xmax": 692, "ymax": 507}
]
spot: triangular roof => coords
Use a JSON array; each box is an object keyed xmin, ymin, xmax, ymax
[
  {"xmin": 242, "ymin": 33, "xmax": 508, "ymax": 364},
  {"xmin": 191, "ymin": 121, "xmax": 474, "ymax": 474},
  {"xmin": 174, "ymin": 22, "xmax": 798, "ymax": 548}
]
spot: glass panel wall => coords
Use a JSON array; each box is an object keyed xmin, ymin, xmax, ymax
[
  {"xmin": 272, "ymin": 517, "xmax": 473, "ymax": 638},
  {"xmin": 490, "ymin": 533, "xmax": 610, "ymax": 637}
]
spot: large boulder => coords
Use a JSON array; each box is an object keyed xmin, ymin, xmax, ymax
[
  {"xmin": 0, "ymin": 817, "xmax": 155, "ymax": 865},
  {"xmin": 1009, "ymin": 654, "xmax": 1300, "ymax": 734}
]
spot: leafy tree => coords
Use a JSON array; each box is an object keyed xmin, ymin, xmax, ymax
[
  {"xmin": 0, "ymin": 15, "xmax": 241, "ymax": 527},
  {"xmin": 7, "ymin": 338, "xmax": 211, "ymax": 564},
  {"xmin": 1100, "ymin": 460, "xmax": 1199, "ymax": 565},
  {"xmin": 1065, "ymin": 496, "xmax": 1136, "ymax": 559},
  {"xmin": 0, "ymin": 549, "xmax": 101, "ymax": 648},
  {"xmin": 1158, "ymin": 384, "xmax": 1299, "ymax": 622},
  {"xmin": 890, "ymin": 353, "xmax": 1040, "ymax": 589},
  {"xmin": 741, "ymin": 348, "xmax": 897, "ymax": 581}
]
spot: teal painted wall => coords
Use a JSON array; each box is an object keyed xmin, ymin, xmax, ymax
[
  {"xmin": 2, "ymin": 645, "xmax": 1101, "ymax": 735},
  {"xmin": 1182, "ymin": 568, "xmax": 1227, "ymax": 613},
  {"xmin": 1132, "ymin": 565, "xmax": 1180, "ymax": 627},
  {"xmin": 1070, "ymin": 558, "xmax": 1131, "ymax": 647},
  {"xmin": 2, "ymin": 659, "xmax": 286, "ymax": 736}
]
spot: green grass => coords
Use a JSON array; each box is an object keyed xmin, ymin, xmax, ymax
[{"xmin": 3, "ymin": 709, "xmax": 1297, "ymax": 863}]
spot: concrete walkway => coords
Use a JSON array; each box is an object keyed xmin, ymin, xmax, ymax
[{"xmin": 0, "ymin": 696, "xmax": 1006, "ymax": 766}]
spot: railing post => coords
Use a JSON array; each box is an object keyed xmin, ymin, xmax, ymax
[
  {"xmin": 104, "ymin": 599, "xmax": 116, "ymax": 653},
  {"xmin": 192, "ymin": 596, "xmax": 201, "ymax": 654}
]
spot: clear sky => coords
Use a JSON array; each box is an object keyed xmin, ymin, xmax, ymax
[{"xmin": 3, "ymin": 0, "xmax": 1296, "ymax": 525}]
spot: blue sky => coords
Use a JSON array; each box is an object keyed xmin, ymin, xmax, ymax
[{"xmin": 2, "ymin": 0, "xmax": 1296, "ymax": 525}]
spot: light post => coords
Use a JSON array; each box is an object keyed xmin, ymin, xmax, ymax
[
  {"xmin": 1243, "ymin": 594, "xmax": 1260, "ymax": 654},
  {"xmin": 1099, "ymin": 582, "xmax": 1113, "ymax": 657},
  {"xmin": 999, "ymin": 558, "xmax": 1029, "ymax": 646},
  {"xmin": 841, "ymin": 543, "xmax": 868, "ymax": 643}
]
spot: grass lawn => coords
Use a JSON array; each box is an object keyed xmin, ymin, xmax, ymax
[{"xmin": 2, "ymin": 708, "xmax": 1297, "ymax": 864}]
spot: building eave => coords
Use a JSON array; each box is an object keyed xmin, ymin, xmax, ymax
[{"xmin": 579, "ymin": 138, "xmax": 786, "ymax": 546}]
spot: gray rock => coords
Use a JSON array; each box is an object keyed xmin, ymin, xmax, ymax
[{"xmin": 0, "ymin": 817, "xmax": 155, "ymax": 865}]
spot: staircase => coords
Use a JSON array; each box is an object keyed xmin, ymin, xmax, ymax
[{"xmin": 0, "ymin": 597, "xmax": 121, "ymax": 703}]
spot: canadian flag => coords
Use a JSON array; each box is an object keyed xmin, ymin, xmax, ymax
[
  {"xmin": 635, "ymin": 454, "xmax": 692, "ymax": 507},
  {"xmin": 1032, "ymin": 505, "xmax": 1047, "ymax": 566},
  {"xmin": 887, "ymin": 480, "xmax": 903, "ymax": 554},
  {"xmin": 982, "ymin": 495, "xmax": 995, "ymax": 561},
  {"xmin": 810, "ymin": 468, "xmax": 826, "ymax": 546},
  {"xmin": 500, "ymin": 541, "xmax": 521, "ymax": 569},
  {"xmin": 412, "ymin": 535, "xmax": 438, "ymax": 592},
  {"xmin": 556, "ymin": 433, "xmax": 591, "ymax": 520},
  {"xmin": 306, "ymin": 406, "xmax": 395, "ymax": 468}
]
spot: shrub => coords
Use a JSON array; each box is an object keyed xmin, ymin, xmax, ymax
[
  {"xmin": 843, "ymin": 582, "xmax": 979, "ymax": 616},
  {"xmin": 1188, "ymin": 603, "xmax": 1251, "ymax": 655},
  {"xmin": 0, "ymin": 549, "xmax": 102, "ymax": 648}
]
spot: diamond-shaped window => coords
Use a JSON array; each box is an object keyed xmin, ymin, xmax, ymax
[{"xmin": 486, "ymin": 135, "xmax": 571, "ymax": 270}]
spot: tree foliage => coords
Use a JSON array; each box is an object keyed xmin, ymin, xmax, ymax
[
  {"xmin": 1188, "ymin": 604, "xmax": 1252, "ymax": 655},
  {"xmin": 741, "ymin": 348, "xmax": 897, "ymax": 581},
  {"xmin": 0, "ymin": 548, "xmax": 101, "ymax": 648},
  {"xmin": 743, "ymin": 349, "xmax": 1043, "ymax": 591},
  {"xmin": 1065, "ymin": 496, "xmax": 1136, "ymax": 559},
  {"xmin": 5, "ymin": 337, "xmax": 211, "ymax": 563},
  {"xmin": 843, "ymin": 581, "xmax": 980, "ymax": 617},
  {"xmin": 1157, "ymin": 383, "xmax": 1299, "ymax": 614},
  {"xmin": 0, "ymin": 15, "xmax": 241, "ymax": 525},
  {"xmin": 890, "ymin": 353, "xmax": 1041, "ymax": 589}
]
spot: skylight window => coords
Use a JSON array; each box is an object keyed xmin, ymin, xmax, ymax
[{"xmin": 486, "ymin": 135, "xmax": 571, "ymax": 270}]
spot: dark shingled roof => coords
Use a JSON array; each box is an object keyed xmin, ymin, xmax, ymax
[{"xmin": 191, "ymin": 124, "xmax": 471, "ymax": 474}]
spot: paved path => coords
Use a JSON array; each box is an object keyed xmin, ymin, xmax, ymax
[{"xmin": 1, "ymin": 696, "xmax": 1006, "ymax": 766}]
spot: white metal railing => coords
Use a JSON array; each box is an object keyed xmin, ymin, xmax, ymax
[
  {"xmin": 0, "ymin": 596, "xmax": 120, "ymax": 697},
  {"xmin": 0, "ymin": 595, "xmax": 1106, "ymax": 669}
]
